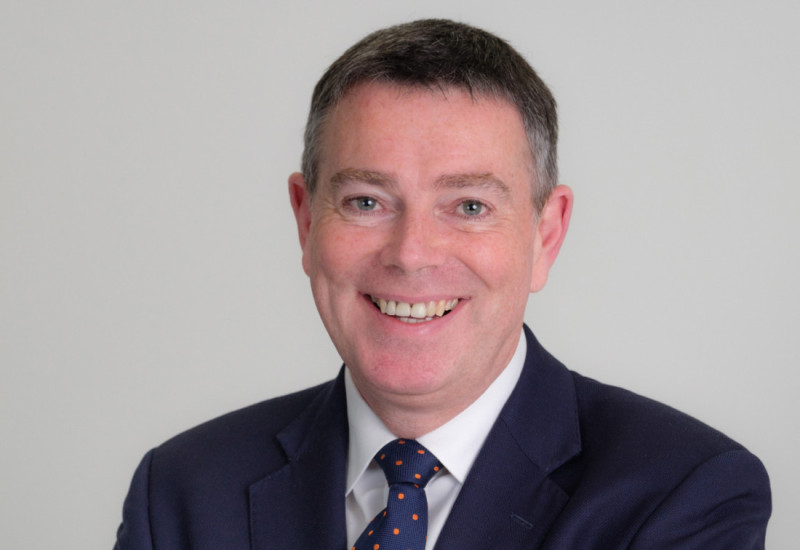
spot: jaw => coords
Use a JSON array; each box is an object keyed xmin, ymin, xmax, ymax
[
  {"xmin": 339, "ymin": 291, "xmax": 470, "ymax": 387},
  {"xmin": 309, "ymin": 267, "xmax": 527, "ymax": 400}
]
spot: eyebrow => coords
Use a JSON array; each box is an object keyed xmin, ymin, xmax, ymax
[
  {"xmin": 329, "ymin": 169, "xmax": 397, "ymax": 193},
  {"xmin": 434, "ymin": 173, "xmax": 511, "ymax": 197},
  {"xmin": 327, "ymin": 169, "xmax": 511, "ymax": 197}
]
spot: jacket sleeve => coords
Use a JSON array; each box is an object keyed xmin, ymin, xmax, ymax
[
  {"xmin": 630, "ymin": 449, "xmax": 771, "ymax": 549},
  {"xmin": 114, "ymin": 449, "xmax": 156, "ymax": 550}
]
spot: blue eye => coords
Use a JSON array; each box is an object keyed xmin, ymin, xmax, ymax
[
  {"xmin": 461, "ymin": 200, "xmax": 485, "ymax": 216},
  {"xmin": 352, "ymin": 196, "xmax": 378, "ymax": 211}
]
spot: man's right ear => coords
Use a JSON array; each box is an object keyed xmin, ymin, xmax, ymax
[{"xmin": 288, "ymin": 172, "xmax": 312, "ymax": 275}]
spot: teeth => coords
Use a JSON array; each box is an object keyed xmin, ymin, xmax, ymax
[
  {"xmin": 395, "ymin": 301, "xmax": 411, "ymax": 317},
  {"xmin": 399, "ymin": 316, "xmax": 432, "ymax": 324},
  {"xmin": 370, "ymin": 296, "xmax": 459, "ymax": 321},
  {"xmin": 426, "ymin": 301, "xmax": 436, "ymax": 317},
  {"xmin": 410, "ymin": 303, "xmax": 427, "ymax": 319}
]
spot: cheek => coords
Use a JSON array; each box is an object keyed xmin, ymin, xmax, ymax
[
  {"xmin": 467, "ymin": 233, "xmax": 535, "ymax": 289},
  {"xmin": 307, "ymin": 222, "xmax": 375, "ymax": 283}
]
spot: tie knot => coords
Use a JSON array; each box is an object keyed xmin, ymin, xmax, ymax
[{"xmin": 375, "ymin": 439, "xmax": 442, "ymax": 487}]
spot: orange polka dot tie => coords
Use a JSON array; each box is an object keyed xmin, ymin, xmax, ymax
[{"xmin": 352, "ymin": 439, "xmax": 443, "ymax": 550}]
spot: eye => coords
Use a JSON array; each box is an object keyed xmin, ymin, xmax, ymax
[
  {"xmin": 460, "ymin": 200, "xmax": 485, "ymax": 216},
  {"xmin": 349, "ymin": 196, "xmax": 379, "ymax": 211}
]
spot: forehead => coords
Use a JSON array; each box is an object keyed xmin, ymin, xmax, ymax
[{"xmin": 317, "ymin": 82, "xmax": 534, "ymax": 186}]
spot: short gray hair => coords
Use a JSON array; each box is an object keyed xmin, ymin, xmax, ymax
[{"xmin": 301, "ymin": 19, "xmax": 558, "ymax": 211}]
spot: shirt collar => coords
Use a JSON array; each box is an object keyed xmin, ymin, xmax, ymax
[{"xmin": 345, "ymin": 328, "xmax": 527, "ymax": 492}]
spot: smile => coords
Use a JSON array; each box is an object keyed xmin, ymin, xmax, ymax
[{"xmin": 369, "ymin": 296, "xmax": 459, "ymax": 324}]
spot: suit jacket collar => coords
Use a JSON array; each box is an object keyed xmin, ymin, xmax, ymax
[
  {"xmin": 248, "ymin": 325, "xmax": 581, "ymax": 549},
  {"xmin": 500, "ymin": 325, "xmax": 582, "ymax": 473},
  {"xmin": 249, "ymin": 371, "xmax": 350, "ymax": 549},
  {"xmin": 434, "ymin": 325, "xmax": 581, "ymax": 549}
]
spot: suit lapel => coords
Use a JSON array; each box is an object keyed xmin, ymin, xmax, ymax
[
  {"xmin": 248, "ymin": 371, "xmax": 349, "ymax": 549},
  {"xmin": 247, "ymin": 327, "xmax": 580, "ymax": 549},
  {"xmin": 435, "ymin": 326, "xmax": 582, "ymax": 550}
]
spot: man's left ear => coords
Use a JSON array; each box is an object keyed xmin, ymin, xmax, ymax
[{"xmin": 530, "ymin": 185, "xmax": 573, "ymax": 293}]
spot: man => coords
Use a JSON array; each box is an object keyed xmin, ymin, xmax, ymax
[{"xmin": 115, "ymin": 19, "xmax": 771, "ymax": 549}]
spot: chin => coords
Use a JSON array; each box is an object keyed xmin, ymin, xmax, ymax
[{"xmin": 350, "ymin": 353, "xmax": 452, "ymax": 396}]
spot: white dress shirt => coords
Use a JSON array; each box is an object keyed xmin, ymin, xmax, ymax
[{"xmin": 344, "ymin": 329, "xmax": 527, "ymax": 549}]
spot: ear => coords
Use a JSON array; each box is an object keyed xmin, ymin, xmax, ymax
[
  {"xmin": 288, "ymin": 172, "xmax": 313, "ymax": 276},
  {"xmin": 530, "ymin": 185, "xmax": 573, "ymax": 293}
]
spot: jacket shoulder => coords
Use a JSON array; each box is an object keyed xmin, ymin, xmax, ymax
[
  {"xmin": 546, "ymin": 371, "xmax": 771, "ymax": 548},
  {"xmin": 115, "ymin": 380, "xmax": 340, "ymax": 549},
  {"xmin": 154, "ymin": 380, "xmax": 333, "ymax": 473},
  {"xmin": 570, "ymin": 372, "xmax": 747, "ymax": 461}
]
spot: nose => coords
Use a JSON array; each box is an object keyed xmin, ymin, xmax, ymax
[{"xmin": 379, "ymin": 210, "xmax": 446, "ymax": 274}]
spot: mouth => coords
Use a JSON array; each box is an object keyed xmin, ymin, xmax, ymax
[{"xmin": 369, "ymin": 295, "xmax": 459, "ymax": 324}]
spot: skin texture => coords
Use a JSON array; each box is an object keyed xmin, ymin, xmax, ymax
[{"xmin": 290, "ymin": 82, "xmax": 572, "ymax": 437}]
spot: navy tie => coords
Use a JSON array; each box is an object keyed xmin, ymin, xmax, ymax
[{"xmin": 353, "ymin": 439, "xmax": 443, "ymax": 550}]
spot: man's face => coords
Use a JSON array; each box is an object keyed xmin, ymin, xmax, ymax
[{"xmin": 290, "ymin": 82, "xmax": 569, "ymax": 417}]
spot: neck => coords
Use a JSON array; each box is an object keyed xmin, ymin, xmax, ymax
[{"xmin": 367, "ymin": 401, "xmax": 461, "ymax": 439}]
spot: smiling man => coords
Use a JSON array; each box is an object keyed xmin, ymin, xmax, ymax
[
  {"xmin": 289, "ymin": 81, "xmax": 568, "ymax": 440},
  {"xmin": 115, "ymin": 19, "xmax": 771, "ymax": 549}
]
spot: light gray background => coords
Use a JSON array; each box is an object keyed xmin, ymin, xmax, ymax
[{"xmin": 2, "ymin": 1, "xmax": 797, "ymax": 548}]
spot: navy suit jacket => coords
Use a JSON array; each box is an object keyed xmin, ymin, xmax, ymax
[{"xmin": 115, "ymin": 326, "xmax": 771, "ymax": 548}]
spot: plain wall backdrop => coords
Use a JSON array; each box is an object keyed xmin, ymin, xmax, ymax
[{"xmin": 1, "ymin": 1, "xmax": 797, "ymax": 548}]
